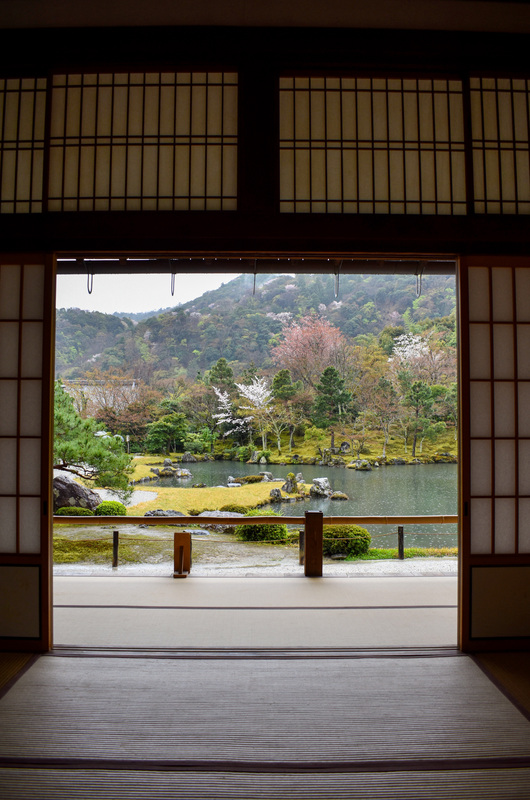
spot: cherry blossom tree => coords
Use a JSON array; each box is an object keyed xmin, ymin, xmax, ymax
[{"xmin": 272, "ymin": 315, "xmax": 349, "ymax": 388}]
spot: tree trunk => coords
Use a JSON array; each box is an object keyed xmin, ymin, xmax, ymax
[{"xmin": 289, "ymin": 425, "xmax": 295, "ymax": 451}]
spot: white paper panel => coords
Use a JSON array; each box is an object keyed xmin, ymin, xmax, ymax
[
  {"xmin": 518, "ymin": 383, "xmax": 530, "ymax": 437},
  {"xmin": 22, "ymin": 264, "xmax": 45, "ymax": 320},
  {"xmin": 470, "ymin": 497, "xmax": 492, "ymax": 554},
  {"xmin": 493, "ymin": 324, "xmax": 515, "ymax": 379},
  {"xmin": 494, "ymin": 382, "xmax": 515, "ymax": 437},
  {"xmin": 0, "ymin": 438, "xmax": 17, "ymax": 494},
  {"xmin": 470, "ymin": 440, "xmax": 492, "ymax": 495},
  {"xmin": 494, "ymin": 497, "xmax": 516, "ymax": 553},
  {"xmin": 495, "ymin": 440, "xmax": 516, "ymax": 496},
  {"xmin": 518, "ymin": 440, "xmax": 530, "ymax": 495},
  {"xmin": 20, "ymin": 322, "xmax": 43, "ymax": 377},
  {"xmin": 19, "ymin": 381, "xmax": 42, "ymax": 437},
  {"xmin": 0, "ymin": 497, "xmax": 16, "ymax": 552},
  {"xmin": 517, "ymin": 325, "xmax": 530, "ymax": 378},
  {"xmin": 0, "ymin": 380, "xmax": 18, "ymax": 435},
  {"xmin": 518, "ymin": 498, "xmax": 530, "ymax": 552},
  {"xmin": 0, "ymin": 265, "xmax": 21, "ymax": 319},
  {"xmin": 0, "ymin": 322, "xmax": 19, "ymax": 377},
  {"xmin": 468, "ymin": 267, "xmax": 490, "ymax": 321},
  {"xmin": 18, "ymin": 439, "xmax": 41, "ymax": 495},
  {"xmin": 469, "ymin": 382, "xmax": 491, "ymax": 437},
  {"xmin": 516, "ymin": 269, "xmax": 530, "ymax": 321},
  {"xmin": 469, "ymin": 324, "xmax": 491, "ymax": 379},
  {"xmin": 19, "ymin": 497, "xmax": 41, "ymax": 554},
  {"xmin": 491, "ymin": 268, "xmax": 514, "ymax": 321}
]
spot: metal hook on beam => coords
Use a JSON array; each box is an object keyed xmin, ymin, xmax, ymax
[{"xmin": 334, "ymin": 260, "xmax": 343, "ymax": 299}]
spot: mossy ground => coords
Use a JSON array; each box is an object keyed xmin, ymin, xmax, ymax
[
  {"xmin": 126, "ymin": 478, "xmax": 297, "ymax": 516},
  {"xmin": 350, "ymin": 547, "xmax": 458, "ymax": 561}
]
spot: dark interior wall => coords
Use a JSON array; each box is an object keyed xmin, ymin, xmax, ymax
[{"xmin": 1, "ymin": 0, "xmax": 530, "ymax": 32}]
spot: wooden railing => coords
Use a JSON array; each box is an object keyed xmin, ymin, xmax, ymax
[{"xmin": 53, "ymin": 511, "xmax": 458, "ymax": 578}]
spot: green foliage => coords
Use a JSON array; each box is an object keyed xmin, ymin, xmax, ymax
[
  {"xmin": 53, "ymin": 381, "xmax": 133, "ymax": 493},
  {"xmin": 323, "ymin": 525, "xmax": 371, "ymax": 557},
  {"xmin": 55, "ymin": 506, "xmax": 95, "ymax": 516},
  {"xmin": 145, "ymin": 412, "xmax": 188, "ymax": 454},
  {"xmin": 238, "ymin": 475, "xmax": 264, "ymax": 483},
  {"xmin": 219, "ymin": 503, "xmax": 249, "ymax": 514},
  {"xmin": 312, "ymin": 367, "xmax": 351, "ymax": 428},
  {"xmin": 235, "ymin": 508, "xmax": 289, "ymax": 542},
  {"xmin": 95, "ymin": 500, "xmax": 127, "ymax": 516},
  {"xmin": 271, "ymin": 369, "xmax": 303, "ymax": 400},
  {"xmin": 237, "ymin": 445, "xmax": 253, "ymax": 462}
]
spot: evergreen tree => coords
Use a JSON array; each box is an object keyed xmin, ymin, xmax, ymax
[
  {"xmin": 207, "ymin": 357, "xmax": 235, "ymax": 393},
  {"xmin": 53, "ymin": 381, "xmax": 133, "ymax": 491},
  {"xmin": 312, "ymin": 367, "xmax": 351, "ymax": 428}
]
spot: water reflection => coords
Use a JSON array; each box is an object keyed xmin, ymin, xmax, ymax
[{"xmin": 151, "ymin": 460, "xmax": 458, "ymax": 549}]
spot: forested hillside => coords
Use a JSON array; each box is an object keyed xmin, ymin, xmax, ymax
[
  {"xmin": 56, "ymin": 272, "xmax": 455, "ymax": 381},
  {"xmin": 55, "ymin": 272, "xmax": 457, "ymax": 460}
]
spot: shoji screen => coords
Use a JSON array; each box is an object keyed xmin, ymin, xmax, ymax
[
  {"xmin": 279, "ymin": 77, "xmax": 466, "ymax": 215},
  {"xmin": 48, "ymin": 72, "xmax": 238, "ymax": 212},
  {"xmin": 0, "ymin": 256, "xmax": 54, "ymax": 651},
  {"xmin": 460, "ymin": 257, "xmax": 530, "ymax": 650}
]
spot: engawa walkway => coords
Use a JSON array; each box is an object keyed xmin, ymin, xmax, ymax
[{"xmin": 53, "ymin": 575, "xmax": 458, "ymax": 649}]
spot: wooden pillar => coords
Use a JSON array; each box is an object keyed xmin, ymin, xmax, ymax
[
  {"xmin": 304, "ymin": 511, "xmax": 323, "ymax": 577},
  {"xmin": 173, "ymin": 531, "xmax": 192, "ymax": 578}
]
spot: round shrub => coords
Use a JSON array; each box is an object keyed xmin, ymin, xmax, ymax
[
  {"xmin": 55, "ymin": 506, "xmax": 95, "ymax": 516},
  {"xmin": 220, "ymin": 503, "xmax": 249, "ymax": 515},
  {"xmin": 235, "ymin": 508, "xmax": 288, "ymax": 543},
  {"xmin": 95, "ymin": 500, "xmax": 127, "ymax": 516},
  {"xmin": 323, "ymin": 525, "xmax": 371, "ymax": 558}
]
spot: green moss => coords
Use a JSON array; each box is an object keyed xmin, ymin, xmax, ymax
[{"xmin": 349, "ymin": 547, "xmax": 458, "ymax": 561}]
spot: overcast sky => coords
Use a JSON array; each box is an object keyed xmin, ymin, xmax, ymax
[{"xmin": 56, "ymin": 273, "xmax": 242, "ymax": 315}]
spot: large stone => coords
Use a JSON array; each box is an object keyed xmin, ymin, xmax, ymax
[
  {"xmin": 309, "ymin": 483, "xmax": 329, "ymax": 498},
  {"xmin": 282, "ymin": 475, "xmax": 298, "ymax": 493},
  {"xmin": 181, "ymin": 451, "xmax": 198, "ymax": 462},
  {"xmin": 53, "ymin": 475, "xmax": 102, "ymax": 512},
  {"xmin": 197, "ymin": 509, "xmax": 245, "ymax": 532},
  {"xmin": 144, "ymin": 509, "xmax": 185, "ymax": 517},
  {"xmin": 269, "ymin": 488, "xmax": 283, "ymax": 502},
  {"xmin": 313, "ymin": 477, "xmax": 331, "ymax": 493},
  {"xmin": 330, "ymin": 491, "xmax": 349, "ymax": 500}
]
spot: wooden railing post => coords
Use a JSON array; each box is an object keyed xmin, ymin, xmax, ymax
[
  {"xmin": 299, "ymin": 529, "xmax": 305, "ymax": 565},
  {"xmin": 398, "ymin": 526, "xmax": 404, "ymax": 560},
  {"xmin": 304, "ymin": 511, "xmax": 323, "ymax": 577},
  {"xmin": 112, "ymin": 530, "xmax": 119, "ymax": 568},
  {"xmin": 173, "ymin": 531, "xmax": 192, "ymax": 578}
]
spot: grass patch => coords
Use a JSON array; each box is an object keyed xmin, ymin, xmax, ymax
[
  {"xmin": 349, "ymin": 547, "xmax": 458, "ymax": 561},
  {"xmin": 53, "ymin": 534, "xmax": 174, "ymax": 564},
  {"xmin": 127, "ymin": 481, "xmax": 292, "ymax": 515}
]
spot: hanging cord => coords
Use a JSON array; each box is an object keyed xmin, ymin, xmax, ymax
[
  {"xmin": 87, "ymin": 272, "xmax": 94, "ymax": 295},
  {"xmin": 416, "ymin": 264, "xmax": 424, "ymax": 298},
  {"xmin": 334, "ymin": 260, "xmax": 343, "ymax": 299}
]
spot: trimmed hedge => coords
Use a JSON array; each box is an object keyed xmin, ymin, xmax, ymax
[
  {"xmin": 323, "ymin": 524, "xmax": 371, "ymax": 557},
  {"xmin": 55, "ymin": 506, "xmax": 95, "ymax": 516},
  {"xmin": 235, "ymin": 508, "xmax": 288, "ymax": 543},
  {"xmin": 95, "ymin": 500, "xmax": 127, "ymax": 516}
]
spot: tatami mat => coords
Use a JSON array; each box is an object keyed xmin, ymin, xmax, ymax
[{"xmin": 1, "ymin": 652, "xmax": 530, "ymax": 798}]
